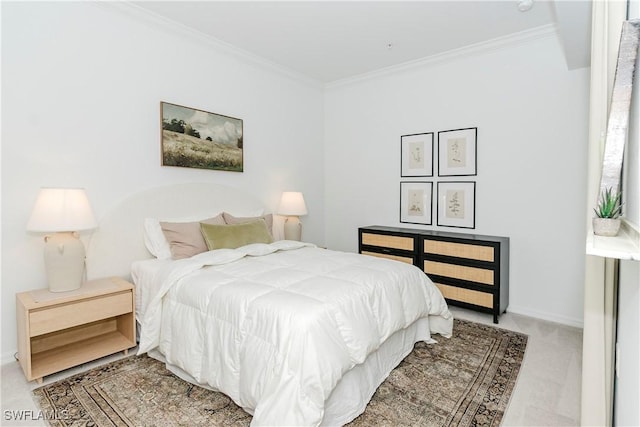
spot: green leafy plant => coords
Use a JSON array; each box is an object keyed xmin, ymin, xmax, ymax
[{"xmin": 594, "ymin": 188, "xmax": 623, "ymax": 219}]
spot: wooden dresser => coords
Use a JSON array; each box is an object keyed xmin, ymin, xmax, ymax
[{"xmin": 359, "ymin": 225, "xmax": 509, "ymax": 323}]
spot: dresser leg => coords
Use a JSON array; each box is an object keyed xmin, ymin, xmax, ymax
[{"xmin": 36, "ymin": 378, "xmax": 43, "ymax": 385}]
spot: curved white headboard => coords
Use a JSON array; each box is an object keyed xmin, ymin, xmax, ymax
[{"xmin": 85, "ymin": 182, "xmax": 265, "ymax": 280}]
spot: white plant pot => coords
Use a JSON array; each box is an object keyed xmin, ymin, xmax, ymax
[{"xmin": 592, "ymin": 218, "xmax": 621, "ymax": 237}]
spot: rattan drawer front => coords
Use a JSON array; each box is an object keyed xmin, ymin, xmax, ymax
[
  {"xmin": 361, "ymin": 233, "xmax": 414, "ymax": 251},
  {"xmin": 30, "ymin": 292, "xmax": 132, "ymax": 337},
  {"xmin": 435, "ymin": 283, "xmax": 493, "ymax": 308},
  {"xmin": 362, "ymin": 251, "xmax": 414, "ymax": 264},
  {"xmin": 424, "ymin": 260, "xmax": 494, "ymax": 285},
  {"xmin": 424, "ymin": 240, "xmax": 494, "ymax": 262}
]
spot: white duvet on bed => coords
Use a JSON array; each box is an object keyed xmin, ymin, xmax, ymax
[{"xmin": 137, "ymin": 240, "xmax": 452, "ymax": 426}]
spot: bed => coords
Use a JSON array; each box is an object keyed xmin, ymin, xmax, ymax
[{"xmin": 85, "ymin": 182, "xmax": 453, "ymax": 426}]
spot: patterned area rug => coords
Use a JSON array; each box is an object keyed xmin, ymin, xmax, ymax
[{"xmin": 33, "ymin": 319, "xmax": 527, "ymax": 427}]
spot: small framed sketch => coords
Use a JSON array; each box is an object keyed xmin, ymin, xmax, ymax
[
  {"xmin": 401, "ymin": 132, "xmax": 433, "ymax": 177},
  {"xmin": 437, "ymin": 181, "xmax": 476, "ymax": 229},
  {"xmin": 400, "ymin": 182, "xmax": 433, "ymax": 225},
  {"xmin": 438, "ymin": 127, "xmax": 477, "ymax": 176}
]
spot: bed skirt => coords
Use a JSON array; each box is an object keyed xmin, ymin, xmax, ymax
[{"xmin": 148, "ymin": 314, "xmax": 452, "ymax": 426}]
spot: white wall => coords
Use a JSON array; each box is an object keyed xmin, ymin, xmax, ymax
[
  {"xmin": 324, "ymin": 34, "xmax": 590, "ymax": 326},
  {"xmin": 616, "ymin": 260, "xmax": 640, "ymax": 427},
  {"xmin": 614, "ymin": 3, "xmax": 640, "ymax": 425},
  {"xmin": 625, "ymin": 2, "xmax": 640, "ymax": 227},
  {"xmin": 0, "ymin": 2, "xmax": 594, "ymax": 366},
  {"xmin": 1, "ymin": 2, "xmax": 325, "ymax": 362}
]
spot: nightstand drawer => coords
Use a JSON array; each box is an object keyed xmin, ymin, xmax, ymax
[{"xmin": 29, "ymin": 292, "xmax": 132, "ymax": 336}]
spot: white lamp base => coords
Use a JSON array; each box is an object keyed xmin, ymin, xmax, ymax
[
  {"xmin": 283, "ymin": 216, "xmax": 302, "ymax": 241},
  {"xmin": 43, "ymin": 232, "xmax": 85, "ymax": 292}
]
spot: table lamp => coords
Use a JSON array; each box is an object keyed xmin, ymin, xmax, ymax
[
  {"xmin": 277, "ymin": 192, "xmax": 307, "ymax": 241},
  {"xmin": 27, "ymin": 188, "xmax": 97, "ymax": 292}
]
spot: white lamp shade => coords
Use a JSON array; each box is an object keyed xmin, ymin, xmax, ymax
[
  {"xmin": 27, "ymin": 188, "xmax": 97, "ymax": 232},
  {"xmin": 277, "ymin": 192, "xmax": 308, "ymax": 216}
]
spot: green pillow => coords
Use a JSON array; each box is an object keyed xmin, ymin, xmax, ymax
[{"xmin": 200, "ymin": 219, "xmax": 273, "ymax": 250}]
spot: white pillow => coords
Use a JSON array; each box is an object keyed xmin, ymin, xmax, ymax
[
  {"xmin": 144, "ymin": 218, "xmax": 172, "ymax": 259},
  {"xmin": 143, "ymin": 209, "xmax": 264, "ymax": 259}
]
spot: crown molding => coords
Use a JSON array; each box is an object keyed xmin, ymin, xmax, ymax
[
  {"xmin": 325, "ymin": 24, "xmax": 559, "ymax": 89},
  {"xmin": 95, "ymin": 2, "xmax": 558, "ymax": 91},
  {"xmin": 94, "ymin": 1, "xmax": 323, "ymax": 90}
]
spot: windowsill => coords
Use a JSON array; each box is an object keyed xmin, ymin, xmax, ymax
[{"xmin": 586, "ymin": 219, "xmax": 640, "ymax": 260}]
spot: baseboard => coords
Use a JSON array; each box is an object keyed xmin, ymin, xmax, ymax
[
  {"xmin": 507, "ymin": 305, "xmax": 584, "ymax": 329},
  {"xmin": 1, "ymin": 349, "xmax": 18, "ymax": 366}
]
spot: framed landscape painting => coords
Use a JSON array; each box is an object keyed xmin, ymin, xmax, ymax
[{"xmin": 161, "ymin": 102, "xmax": 243, "ymax": 172}]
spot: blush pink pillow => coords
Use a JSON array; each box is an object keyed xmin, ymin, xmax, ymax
[{"xmin": 160, "ymin": 214, "xmax": 226, "ymax": 259}]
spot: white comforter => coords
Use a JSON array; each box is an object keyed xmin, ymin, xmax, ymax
[{"xmin": 138, "ymin": 241, "xmax": 452, "ymax": 426}]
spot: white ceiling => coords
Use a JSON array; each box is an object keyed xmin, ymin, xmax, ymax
[{"xmin": 130, "ymin": 1, "xmax": 592, "ymax": 83}]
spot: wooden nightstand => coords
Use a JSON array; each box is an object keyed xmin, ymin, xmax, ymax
[{"xmin": 16, "ymin": 277, "xmax": 136, "ymax": 383}]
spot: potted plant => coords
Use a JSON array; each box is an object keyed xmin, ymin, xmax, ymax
[{"xmin": 593, "ymin": 188, "xmax": 623, "ymax": 236}]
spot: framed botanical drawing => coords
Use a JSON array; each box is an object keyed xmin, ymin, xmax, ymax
[
  {"xmin": 400, "ymin": 181, "xmax": 433, "ymax": 225},
  {"xmin": 437, "ymin": 181, "xmax": 476, "ymax": 229},
  {"xmin": 161, "ymin": 101, "xmax": 243, "ymax": 172},
  {"xmin": 437, "ymin": 127, "xmax": 477, "ymax": 176},
  {"xmin": 401, "ymin": 132, "xmax": 433, "ymax": 177}
]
